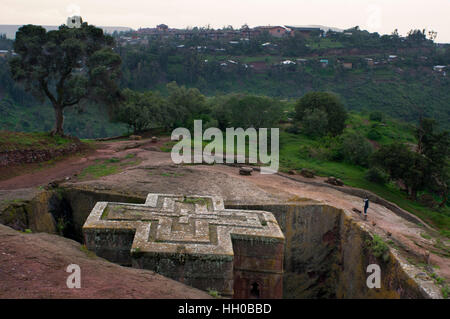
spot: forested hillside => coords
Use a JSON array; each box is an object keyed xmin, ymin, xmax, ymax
[
  {"xmin": 0, "ymin": 27, "xmax": 449, "ymax": 137},
  {"xmin": 117, "ymin": 27, "xmax": 450, "ymax": 129}
]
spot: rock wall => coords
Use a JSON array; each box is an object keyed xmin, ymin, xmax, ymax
[
  {"xmin": 232, "ymin": 237, "xmax": 284, "ymax": 298},
  {"xmin": 62, "ymin": 187, "xmax": 145, "ymax": 240},
  {"xmin": 0, "ymin": 187, "xmax": 130, "ymax": 240},
  {"xmin": 132, "ymin": 251, "xmax": 235, "ymax": 296},
  {"xmin": 0, "ymin": 143, "xmax": 82, "ymax": 167},
  {"xmin": 0, "ymin": 187, "xmax": 434, "ymax": 298},
  {"xmin": 334, "ymin": 212, "xmax": 427, "ymax": 298},
  {"xmin": 84, "ymin": 227, "xmax": 137, "ymax": 266},
  {"xmin": 229, "ymin": 203, "xmax": 428, "ymax": 299},
  {"xmin": 0, "ymin": 190, "xmax": 63, "ymax": 235}
]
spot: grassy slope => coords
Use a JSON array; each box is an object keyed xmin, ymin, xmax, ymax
[
  {"xmin": 0, "ymin": 131, "xmax": 90, "ymax": 182},
  {"xmin": 78, "ymin": 154, "xmax": 141, "ymax": 180},
  {"xmin": 164, "ymin": 112, "xmax": 448, "ymax": 234},
  {"xmin": 0, "ymin": 131, "xmax": 73, "ymax": 152}
]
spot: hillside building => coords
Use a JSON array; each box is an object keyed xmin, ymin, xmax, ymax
[{"xmin": 67, "ymin": 16, "xmax": 82, "ymax": 28}]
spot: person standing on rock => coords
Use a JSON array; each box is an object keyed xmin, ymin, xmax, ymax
[{"xmin": 363, "ymin": 198, "xmax": 369, "ymax": 220}]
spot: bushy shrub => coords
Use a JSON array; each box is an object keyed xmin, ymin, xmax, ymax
[
  {"xmin": 299, "ymin": 145, "xmax": 312, "ymax": 159},
  {"xmin": 369, "ymin": 111, "xmax": 384, "ymax": 122},
  {"xmin": 365, "ymin": 234, "xmax": 390, "ymax": 262},
  {"xmin": 301, "ymin": 108, "xmax": 329, "ymax": 137},
  {"xmin": 340, "ymin": 132, "xmax": 374, "ymax": 166},
  {"xmin": 295, "ymin": 92, "xmax": 347, "ymax": 136},
  {"xmin": 365, "ymin": 167, "xmax": 389, "ymax": 184},
  {"xmin": 299, "ymin": 145, "xmax": 331, "ymax": 161},
  {"xmin": 114, "ymin": 89, "xmax": 166, "ymax": 133},
  {"xmin": 367, "ymin": 128, "xmax": 382, "ymax": 141}
]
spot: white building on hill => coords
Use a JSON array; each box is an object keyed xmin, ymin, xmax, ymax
[{"xmin": 67, "ymin": 16, "xmax": 82, "ymax": 28}]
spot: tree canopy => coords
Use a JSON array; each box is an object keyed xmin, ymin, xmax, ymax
[
  {"xmin": 370, "ymin": 119, "xmax": 449, "ymax": 203},
  {"xmin": 213, "ymin": 94, "xmax": 282, "ymax": 130},
  {"xmin": 9, "ymin": 23, "xmax": 122, "ymax": 135},
  {"xmin": 113, "ymin": 89, "xmax": 166, "ymax": 134},
  {"xmin": 295, "ymin": 92, "xmax": 348, "ymax": 136}
]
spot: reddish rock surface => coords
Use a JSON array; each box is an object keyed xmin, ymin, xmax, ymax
[{"xmin": 0, "ymin": 224, "xmax": 211, "ymax": 299}]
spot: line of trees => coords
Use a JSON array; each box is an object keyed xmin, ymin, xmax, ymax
[
  {"xmin": 112, "ymin": 82, "xmax": 284, "ymax": 134},
  {"xmin": 370, "ymin": 118, "xmax": 449, "ymax": 205}
]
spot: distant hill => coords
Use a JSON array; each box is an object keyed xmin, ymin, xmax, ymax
[{"xmin": 0, "ymin": 25, "xmax": 133, "ymax": 39}]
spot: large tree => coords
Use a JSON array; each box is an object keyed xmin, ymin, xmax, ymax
[
  {"xmin": 166, "ymin": 82, "xmax": 210, "ymax": 130},
  {"xmin": 9, "ymin": 22, "xmax": 122, "ymax": 135},
  {"xmin": 371, "ymin": 119, "xmax": 449, "ymax": 203},
  {"xmin": 416, "ymin": 118, "xmax": 450, "ymax": 207},
  {"xmin": 370, "ymin": 143, "xmax": 429, "ymax": 200},
  {"xmin": 114, "ymin": 89, "xmax": 166, "ymax": 134}
]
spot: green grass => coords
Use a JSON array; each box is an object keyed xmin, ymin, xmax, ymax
[
  {"xmin": 160, "ymin": 171, "xmax": 185, "ymax": 177},
  {"xmin": 442, "ymin": 285, "xmax": 449, "ymax": 299},
  {"xmin": 124, "ymin": 153, "xmax": 136, "ymax": 159},
  {"xmin": 420, "ymin": 232, "xmax": 432, "ymax": 240},
  {"xmin": 105, "ymin": 157, "xmax": 121, "ymax": 163},
  {"xmin": 78, "ymin": 155, "xmax": 141, "ymax": 180},
  {"xmin": 160, "ymin": 141, "xmax": 178, "ymax": 152},
  {"xmin": 207, "ymin": 289, "xmax": 220, "ymax": 298},
  {"xmin": 365, "ymin": 234, "xmax": 390, "ymax": 262},
  {"xmin": 79, "ymin": 163, "xmax": 119, "ymax": 179},
  {"xmin": 182, "ymin": 197, "xmax": 208, "ymax": 205}
]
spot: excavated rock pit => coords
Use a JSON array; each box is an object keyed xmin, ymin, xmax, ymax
[{"xmin": 1, "ymin": 186, "xmax": 438, "ymax": 299}]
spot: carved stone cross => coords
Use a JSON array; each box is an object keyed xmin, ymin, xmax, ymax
[{"xmin": 83, "ymin": 193, "xmax": 284, "ymax": 298}]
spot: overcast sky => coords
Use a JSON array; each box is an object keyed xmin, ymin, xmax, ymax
[{"xmin": 2, "ymin": 0, "xmax": 449, "ymax": 42}]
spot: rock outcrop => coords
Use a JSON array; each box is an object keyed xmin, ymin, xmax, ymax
[{"xmin": 0, "ymin": 223, "xmax": 211, "ymax": 299}]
